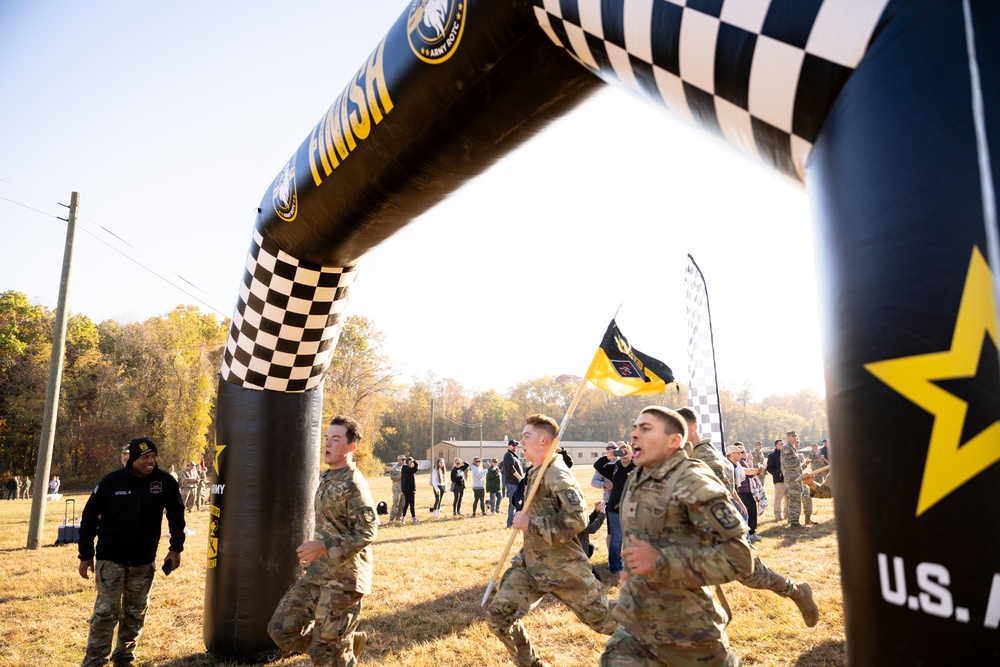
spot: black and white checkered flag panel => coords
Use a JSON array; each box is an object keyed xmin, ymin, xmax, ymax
[
  {"xmin": 220, "ymin": 228, "xmax": 357, "ymax": 392},
  {"xmin": 532, "ymin": 0, "xmax": 889, "ymax": 181},
  {"xmin": 685, "ymin": 255, "xmax": 724, "ymax": 450}
]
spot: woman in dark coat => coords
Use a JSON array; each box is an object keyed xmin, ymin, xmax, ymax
[{"xmin": 450, "ymin": 457, "xmax": 469, "ymax": 516}]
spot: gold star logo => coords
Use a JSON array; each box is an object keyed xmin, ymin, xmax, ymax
[
  {"xmin": 214, "ymin": 444, "xmax": 226, "ymax": 476},
  {"xmin": 865, "ymin": 247, "xmax": 1000, "ymax": 516}
]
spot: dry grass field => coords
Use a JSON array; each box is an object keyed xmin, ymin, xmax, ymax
[{"xmin": 0, "ymin": 469, "xmax": 844, "ymax": 666}]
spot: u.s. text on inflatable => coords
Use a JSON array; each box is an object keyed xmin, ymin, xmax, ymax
[{"xmin": 207, "ymin": 0, "xmax": 999, "ymax": 663}]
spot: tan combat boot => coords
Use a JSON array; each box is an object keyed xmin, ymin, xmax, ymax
[
  {"xmin": 790, "ymin": 582, "xmax": 819, "ymax": 627},
  {"xmin": 352, "ymin": 630, "xmax": 368, "ymax": 660}
]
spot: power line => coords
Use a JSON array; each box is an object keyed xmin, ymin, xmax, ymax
[
  {"xmin": 0, "ymin": 184, "xmax": 232, "ymax": 319},
  {"xmin": 436, "ymin": 411, "xmax": 482, "ymax": 429},
  {"xmin": 0, "ymin": 194, "xmax": 61, "ymax": 219}
]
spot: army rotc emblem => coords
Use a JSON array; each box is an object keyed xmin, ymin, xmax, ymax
[
  {"xmin": 407, "ymin": 0, "xmax": 466, "ymax": 64},
  {"xmin": 272, "ymin": 155, "xmax": 298, "ymax": 222}
]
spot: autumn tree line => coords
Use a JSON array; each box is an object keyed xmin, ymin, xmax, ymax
[{"xmin": 0, "ymin": 290, "xmax": 828, "ymax": 489}]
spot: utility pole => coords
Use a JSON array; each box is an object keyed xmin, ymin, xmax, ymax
[
  {"xmin": 27, "ymin": 192, "xmax": 79, "ymax": 549},
  {"xmin": 479, "ymin": 423, "xmax": 483, "ymax": 461},
  {"xmin": 430, "ymin": 398, "xmax": 434, "ymax": 460}
]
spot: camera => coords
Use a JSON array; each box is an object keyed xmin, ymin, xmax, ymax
[
  {"xmin": 613, "ymin": 448, "xmax": 628, "ymax": 457},
  {"xmin": 161, "ymin": 556, "xmax": 174, "ymax": 576}
]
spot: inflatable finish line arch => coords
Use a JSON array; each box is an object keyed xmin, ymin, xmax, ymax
[{"xmin": 207, "ymin": 0, "xmax": 1000, "ymax": 663}]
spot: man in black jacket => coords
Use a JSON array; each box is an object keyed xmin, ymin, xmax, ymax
[
  {"xmin": 501, "ymin": 439, "xmax": 524, "ymax": 528},
  {"xmin": 78, "ymin": 437, "xmax": 185, "ymax": 667},
  {"xmin": 766, "ymin": 439, "xmax": 786, "ymax": 522},
  {"xmin": 593, "ymin": 442, "xmax": 635, "ymax": 584}
]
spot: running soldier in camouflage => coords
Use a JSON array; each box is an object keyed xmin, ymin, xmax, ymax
[
  {"xmin": 683, "ymin": 417, "xmax": 748, "ymax": 521},
  {"xmin": 781, "ymin": 431, "xmax": 813, "ymax": 526},
  {"xmin": 676, "ymin": 409, "xmax": 819, "ymax": 629},
  {"xmin": 603, "ymin": 407, "xmax": 752, "ymax": 667},
  {"xmin": 487, "ymin": 414, "xmax": 615, "ymax": 667},
  {"xmin": 388, "ymin": 455, "xmax": 405, "ymax": 522},
  {"xmin": 268, "ymin": 416, "xmax": 377, "ymax": 667}
]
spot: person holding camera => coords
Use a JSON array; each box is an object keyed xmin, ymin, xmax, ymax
[
  {"xmin": 77, "ymin": 437, "xmax": 185, "ymax": 667},
  {"xmin": 451, "ymin": 457, "xmax": 471, "ymax": 516},
  {"xmin": 501, "ymin": 439, "xmax": 524, "ymax": 528},
  {"xmin": 593, "ymin": 441, "xmax": 635, "ymax": 584},
  {"xmin": 399, "ymin": 456, "xmax": 419, "ymax": 524}
]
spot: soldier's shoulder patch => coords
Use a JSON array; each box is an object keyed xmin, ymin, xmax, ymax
[
  {"xmin": 709, "ymin": 502, "xmax": 740, "ymax": 530},
  {"xmin": 362, "ymin": 507, "xmax": 376, "ymax": 524},
  {"xmin": 563, "ymin": 488, "xmax": 582, "ymax": 506}
]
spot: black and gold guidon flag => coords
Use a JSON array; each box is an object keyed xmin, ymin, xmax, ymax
[{"xmin": 585, "ymin": 319, "xmax": 673, "ymax": 396}]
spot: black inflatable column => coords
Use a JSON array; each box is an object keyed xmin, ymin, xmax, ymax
[
  {"xmin": 808, "ymin": 2, "xmax": 999, "ymax": 663},
  {"xmin": 205, "ymin": 380, "xmax": 323, "ymax": 657}
]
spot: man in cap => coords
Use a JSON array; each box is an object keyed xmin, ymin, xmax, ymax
[
  {"xmin": 78, "ymin": 437, "xmax": 185, "ymax": 667},
  {"xmin": 782, "ymin": 431, "xmax": 813, "ymax": 526},
  {"xmin": 487, "ymin": 414, "xmax": 615, "ymax": 667},
  {"xmin": 501, "ymin": 438, "xmax": 524, "ymax": 528},
  {"xmin": 179, "ymin": 462, "xmax": 199, "ymax": 512},
  {"xmin": 677, "ymin": 410, "xmax": 819, "ymax": 627},
  {"xmin": 268, "ymin": 415, "xmax": 377, "ymax": 666},
  {"xmin": 120, "ymin": 444, "xmax": 130, "ymax": 468},
  {"xmin": 387, "ymin": 454, "xmax": 406, "ymax": 522}
]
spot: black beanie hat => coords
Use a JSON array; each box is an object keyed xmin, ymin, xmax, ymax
[{"xmin": 127, "ymin": 437, "xmax": 158, "ymax": 468}]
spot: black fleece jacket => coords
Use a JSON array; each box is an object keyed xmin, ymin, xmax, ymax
[{"xmin": 78, "ymin": 466, "xmax": 185, "ymax": 566}]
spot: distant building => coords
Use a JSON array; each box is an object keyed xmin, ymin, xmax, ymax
[{"xmin": 425, "ymin": 440, "xmax": 613, "ymax": 464}]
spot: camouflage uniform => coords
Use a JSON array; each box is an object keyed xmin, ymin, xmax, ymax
[
  {"xmin": 487, "ymin": 455, "xmax": 615, "ymax": 667},
  {"xmin": 387, "ymin": 464, "xmax": 403, "ymax": 522},
  {"xmin": 268, "ymin": 464, "xmax": 377, "ymax": 667},
  {"xmin": 195, "ymin": 466, "xmax": 207, "ymax": 510},
  {"xmin": 751, "ymin": 448, "xmax": 767, "ymax": 485},
  {"xmin": 780, "ymin": 444, "xmax": 812, "ymax": 525},
  {"xmin": 82, "ymin": 562, "xmax": 155, "ymax": 667},
  {"xmin": 602, "ymin": 450, "xmax": 752, "ymax": 667},
  {"xmin": 692, "ymin": 442, "xmax": 818, "ymax": 625},
  {"xmin": 809, "ymin": 473, "xmax": 834, "ymax": 499},
  {"xmin": 179, "ymin": 466, "xmax": 199, "ymax": 511},
  {"xmin": 691, "ymin": 439, "xmax": 734, "ymax": 496}
]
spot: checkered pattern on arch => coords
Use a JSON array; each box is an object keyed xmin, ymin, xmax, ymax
[
  {"xmin": 685, "ymin": 255, "xmax": 725, "ymax": 451},
  {"xmin": 220, "ymin": 228, "xmax": 357, "ymax": 392},
  {"xmin": 532, "ymin": 0, "xmax": 890, "ymax": 181}
]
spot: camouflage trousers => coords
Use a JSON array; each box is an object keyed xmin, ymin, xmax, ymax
[
  {"xmin": 600, "ymin": 628, "xmax": 743, "ymax": 667},
  {"xmin": 785, "ymin": 480, "xmax": 812, "ymax": 524},
  {"xmin": 487, "ymin": 562, "xmax": 616, "ymax": 667},
  {"xmin": 81, "ymin": 560, "xmax": 155, "ymax": 667},
  {"xmin": 181, "ymin": 486, "xmax": 198, "ymax": 511},
  {"xmin": 738, "ymin": 558, "xmax": 795, "ymax": 597},
  {"xmin": 268, "ymin": 579, "xmax": 364, "ymax": 667},
  {"xmin": 388, "ymin": 485, "xmax": 404, "ymax": 521}
]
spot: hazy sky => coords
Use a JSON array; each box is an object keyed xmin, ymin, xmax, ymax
[{"xmin": 0, "ymin": 1, "xmax": 826, "ymax": 399}]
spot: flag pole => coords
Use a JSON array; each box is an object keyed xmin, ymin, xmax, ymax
[{"xmin": 480, "ymin": 376, "xmax": 590, "ymax": 607}]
